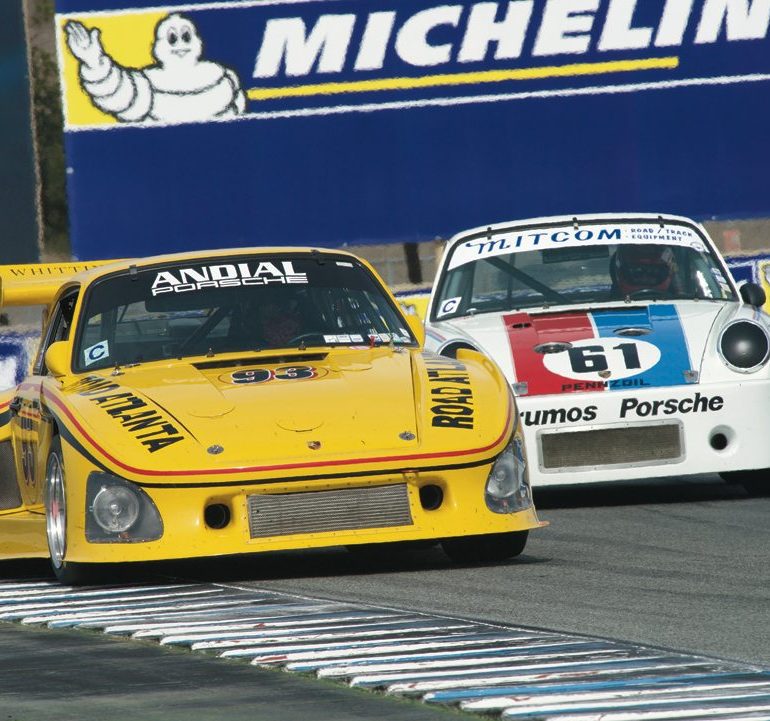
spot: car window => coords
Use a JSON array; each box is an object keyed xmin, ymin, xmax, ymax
[
  {"xmin": 73, "ymin": 254, "xmax": 415, "ymax": 371},
  {"xmin": 433, "ymin": 222, "xmax": 735, "ymax": 321},
  {"xmin": 33, "ymin": 289, "xmax": 79, "ymax": 376}
]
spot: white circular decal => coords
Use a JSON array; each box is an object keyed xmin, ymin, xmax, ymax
[{"xmin": 542, "ymin": 338, "xmax": 661, "ymax": 382}]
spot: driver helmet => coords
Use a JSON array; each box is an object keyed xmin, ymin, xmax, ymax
[
  {"xmin": 259, "ymin": 299, "xmax": 302, "ymax": 346},
  {"xmin": 612, "ymin": 244, "xmax": 675, "ymax": 296}
]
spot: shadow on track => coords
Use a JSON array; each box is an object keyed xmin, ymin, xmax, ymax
[{"xmin": 533, "ymin": 473, "xmax": 750, "ymax": 509}]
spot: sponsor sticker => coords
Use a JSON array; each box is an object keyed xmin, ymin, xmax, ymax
[
  {"xmin": 151, "ymin": 261, "xmax": 307, "ymax": 296},
  {"xmin": 620, "ymin": 393, "xmax": 724, "ymax": 419},
  {"xmin": 437, "ymin": 296, "xmax": 462, "ymax": 318},
  {"xmin": 83, "ymin": 340, "xmax": 110, "ymax": 367},
  {"xmin": 542, "ymin": 338, "xmax": 662, "ymax": 383},
  {"xmin": 322, "ymin": 334, "xmax": 365, "ymax": 344},
  {"xmin": 424, "ymin": 356, "xmax": 474, "ymax": 430},
  {"xmin": 522, "ymin": 405, "xmax": 598, "ymax": 427},
  {"xmin": 449, "ymin": 224, "xmax": 707, "ymax": 270},
  {"xmin": 75, "ymin": 376, "xmax": 185, "ymax": 453},
  {"xmin": 522, "ymin": 393, "xmax": 724, "ymax": 427},
  {"xmin": 225, "ymin": 365, "xmax": 323, "ymax": 385}
]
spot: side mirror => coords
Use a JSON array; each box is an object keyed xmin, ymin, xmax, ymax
[
  {"xmin": 45, "ymin": 341, "xmax": 70, "ymax": 378},
  {"xmin": 740, "ymin": 282, "xmax": 766, "ymax": 308},
  {"xmin": 405, "ymin": 314, "xmax": 425, "ymax": 347}
]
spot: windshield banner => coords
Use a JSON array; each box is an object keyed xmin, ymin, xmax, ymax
[
  {"xmin": 447, "ymin": 222, "xmax": 707, "ymax": 269},
  {"xmin": 55, "ymin": 0, "xmax": 770, "ymax": 256}
]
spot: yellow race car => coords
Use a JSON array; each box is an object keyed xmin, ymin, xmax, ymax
[{"xmin": 0, "ymin": 248, "xmax": 542, "ymax": 583}]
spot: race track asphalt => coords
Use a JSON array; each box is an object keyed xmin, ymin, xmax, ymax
[
  {"xmin": 1, "ymin": 473, "xmax": 767, "ymax": 720},
  {"xmin": 176, "ymin": 474, "xmax": 769, "ymax": 666},
  {"xmin": 0, "ymin": 614, "xmax": 458, "ymax": 721}
]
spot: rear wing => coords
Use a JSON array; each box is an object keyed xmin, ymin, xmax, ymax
[{"xmin": 0, "ymin": 261, "xmax": 116, "ymax": 308}]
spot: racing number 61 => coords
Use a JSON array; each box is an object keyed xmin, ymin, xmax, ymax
[{"xmin": 567, "ymin": 343, "xmax": 641, "ymax": 374}]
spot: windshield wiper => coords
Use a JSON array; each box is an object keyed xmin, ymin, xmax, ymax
[{"xmin": 486, "ymin": 256, "xmax": 570, "ymax": 305}]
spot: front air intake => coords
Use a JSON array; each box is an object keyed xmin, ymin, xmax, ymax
[
  {"xmin": 247, "ymin": 484, "xmax": 413, "ymax": 538},
  {"xmin": 540, "ymin": 423, "xmax": 683, "ymax": 470}
]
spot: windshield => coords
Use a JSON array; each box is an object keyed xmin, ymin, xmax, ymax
[
  {"xmin": 432, "ymin": 221, "xmax": 735, "ymax": 321},
  {"xmin": 73, "ymin": 254, "xmax": 414, "ymax": 372}
]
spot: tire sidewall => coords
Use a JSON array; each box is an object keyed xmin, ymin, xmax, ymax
[{"xmin": 44, "ymin": 436, "xmax": 67, "ymax": 571}]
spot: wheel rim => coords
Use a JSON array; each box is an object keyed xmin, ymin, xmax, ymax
[{"xmin": 45, "ymin": 453, "xmax": 66, "ymax": 568}]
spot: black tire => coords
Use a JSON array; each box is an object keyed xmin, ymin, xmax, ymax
[
  {"xmin": 720, "ymin": 470, "xmax": 770, "ymax": 497},
  {"xmin": 442, "ymin": 530, "xmax": 528, "ymax": 564},
  {"xmin": 44, "ymin": 437, "xmax": 99, "ymax": 585}
]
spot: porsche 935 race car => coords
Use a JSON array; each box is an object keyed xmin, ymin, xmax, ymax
[
  {"xmin": 0, "ymin": 249, "xmax": 542, "ymax": 583},
  {"xmin": 425, "ymin": 213, "xmax": 770, "ymax": 492}
]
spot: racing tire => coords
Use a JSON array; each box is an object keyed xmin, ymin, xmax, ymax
[
  {"xmin": 44, "ymin": 437, "xmax": 98, "ymax": 585},
  {"xmin": 441, "ymin": 530, "xmax": 528, "ymax": 564},
  {"xmin": 720, "ymin": 470, "xmax": 770, "ymax": 497}
]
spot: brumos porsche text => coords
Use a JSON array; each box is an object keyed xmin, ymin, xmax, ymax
[
  {"xmin": 76, "ymin": 376, "xmax": 185, "ymax": 452},
  {"xmin": 151, "ymin": 262, "xmax": 307, "ymax": 296},
  {"xmin": 425, "ymin": 356, "xmax": 475, "ymax": 429},
  {"xmin": 254, "ymin": 1, "xmax": 766, "ymax": 79},
  {"xmin": 522, "ymin": 392, "xmax": 724, "ymax": 427}
]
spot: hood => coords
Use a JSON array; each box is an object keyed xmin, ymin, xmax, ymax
[
  {"xmin": 58, "ymin": 347, "xmax": 511, "ymax": 480},
  {"xmin": 441, "ymin": 302, "xmax": 729, "ymax": 397}
]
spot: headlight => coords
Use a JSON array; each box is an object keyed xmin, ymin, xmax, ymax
[
  {"xmin": 484, "ymin": 434, "xmax": 532, "ymax": 513},
  {"xmin": 86, "ymin": 472, "xmax": 164, "ymax": 543},
  {"xmin": 718, "ymin": 320, "xmax": 770, "ymax": 373},
  {"xmin": 93, "ymin": 486, "xmax": 140, "ymax": 532}
]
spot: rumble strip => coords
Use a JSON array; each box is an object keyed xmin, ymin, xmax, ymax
[{"xmin": 1, "ymin": 579, "xmax": 769, "ymax": 720}]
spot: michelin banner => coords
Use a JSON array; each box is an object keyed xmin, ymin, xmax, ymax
[{"xmin": 56, "ymin": 0, "xmax": 770, "ymax": 258}]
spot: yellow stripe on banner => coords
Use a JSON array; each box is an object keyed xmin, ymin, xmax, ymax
[{"xmin": 247, "ymin": 56, "xmax": 680, "ymax": 101}]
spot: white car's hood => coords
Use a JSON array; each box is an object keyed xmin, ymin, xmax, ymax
[{"xmin": 434, "ymin": 301, "xmax": 740, "ymax": 397}]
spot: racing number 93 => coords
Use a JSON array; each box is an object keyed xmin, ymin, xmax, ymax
[{"xmin": 231, "ymin": 365, "xmax": 318, "ymax": 384}]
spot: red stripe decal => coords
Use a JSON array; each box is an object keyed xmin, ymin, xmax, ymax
[
  {"xmin": 503, "ymin": 311, "xmax": 604, "ymax": 396},
  {"xmin": 42, "ymin": 388, "xmax": 512, "ymax": 479}
]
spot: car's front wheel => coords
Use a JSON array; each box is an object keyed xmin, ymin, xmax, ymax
[
  {"xmin": 720, "ymin": 470, "xmax": 770, "ymax": 497},
  {"xmin": 45, "ymin": 437, "xmax": 97, "ymax": 585},
  {"xmin": 441, "ymin": 530, "xmax": 528, "ymax": 564}
]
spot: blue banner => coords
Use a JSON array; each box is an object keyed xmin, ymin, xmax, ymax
[
  {"xmin": 1, "ymin": 0, "xmax": 39, "ymax": 263},
  {"xmin": 55, "ymin": 0, "xmax": 770, "ymax": 259}
]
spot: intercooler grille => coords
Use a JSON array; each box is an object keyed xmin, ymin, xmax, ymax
[
  {"xmin": 0, "ymin": 441, "xmax": 22, "ymax": 511},
  {"xmin": 247, "ymin": 483, "xmax": 413, "ymax": 538},
  {"xmin": 540, "ymin": 423, "xmax": 683, "ymax": 470}
]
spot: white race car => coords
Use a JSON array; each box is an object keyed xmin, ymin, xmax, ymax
[{"xmin": 425, "ymin": 213, "xmax": 770, "ymax": 492}]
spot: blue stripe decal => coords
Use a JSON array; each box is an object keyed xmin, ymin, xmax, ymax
[{"xmin": 592, "ymin": 305, "xmax": 691, "ymax": 389}]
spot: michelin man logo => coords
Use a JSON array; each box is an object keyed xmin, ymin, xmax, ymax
[{"xmin": 65, "ymin": 14, "xmax": 246, "ymax": 124}]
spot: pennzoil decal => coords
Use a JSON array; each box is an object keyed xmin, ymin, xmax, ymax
[
  {"xmin": 57, "ymin": 1, "xmax": 770, "ymax": 130},
  {"xmin": 75, "ymin": 376, "xmax": 185, "ymax": 452},
  {"xmin": 424, "ymin": 356, "xmax": 474, "ymax": 430}
]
